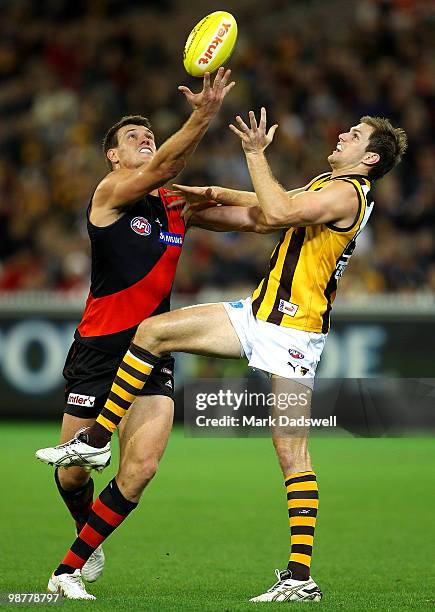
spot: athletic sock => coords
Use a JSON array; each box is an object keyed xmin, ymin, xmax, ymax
[
  {"xmin": 54, "ymin": 469, "xmax": 94, "ymax": 532},
  {"xmin": 81, "ymin": 343, "xmax": 159, "ymax": 447},
  {"xmin": 285, "ymin": 470, "xmax": 318, "ymax": 581},
  {"xmin": 54, "ymin": 478, "xmax": 137, "ymax": 576}
]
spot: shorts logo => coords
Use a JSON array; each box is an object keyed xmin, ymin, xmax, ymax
[
  {"xmin": 229, "ymin": 300, "xmax": 244, "ymax": 309},
  {"xmin": 67, "ymin": 393, "xmax": 96, "ymax": 407},
  {"xmin": 288, "ymin": 348, "xmax": 304, "ymax": 360},
  {"xmin": 159, "ymin": 230, "xmax": 183, "ymax": 246},
  {"xmin": 278, "ymin": 299, "xmax": 298, "ymax": 317},
  {"xmin": 288, "ymin": 362, "xmax": 310, "ymax": 377},
  {"xmin": 131, "ymin": 216, "xmax": 151, "ymax": 236}
]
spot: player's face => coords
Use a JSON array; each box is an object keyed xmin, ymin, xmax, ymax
[
  {"xmin": 328, "ymin": 123, "xmax": 374, "ymax": 171},
  {"xmin": 113, "ymin": 124, "xmax": 156, "ymax": 169}
]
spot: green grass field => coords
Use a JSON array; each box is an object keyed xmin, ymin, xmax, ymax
[{"xmin": 0, "ymin": 423, "xmax": 434, "ymax": 611}]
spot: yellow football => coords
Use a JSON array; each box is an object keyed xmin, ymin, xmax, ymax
[{"xmin": 183, "ymin": 11, "xmax": 238, "ymax": 77}]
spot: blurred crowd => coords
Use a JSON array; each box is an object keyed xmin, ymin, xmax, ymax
[{"xmin": 0, "ymin": 0, "xmax": 434, "ymax": 297}]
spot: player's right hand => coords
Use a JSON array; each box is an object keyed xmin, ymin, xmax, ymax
[
  {"xmin": 178, "ymin": 68, "xmax": 235, "ymax": 118},
  {"xmin": 229, "ymin": 107, "xmax": 278, "ymax": 154}
]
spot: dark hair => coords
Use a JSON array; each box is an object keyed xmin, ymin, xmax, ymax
[
  {"xmin": 102, "ymin": 115, "xmax": 152, "ymax": 169},
  {"xmin": 360, "ymin": 115, "xmax": 408, "ymax": 181}
]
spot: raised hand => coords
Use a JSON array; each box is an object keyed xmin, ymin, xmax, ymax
[
  {"xmin": 178, "ymin": 67, "xmax": 235, "ymax": 118},
  {"xmin": 229, "ymin": 107, "xmax": 278, "ymax": 154}
]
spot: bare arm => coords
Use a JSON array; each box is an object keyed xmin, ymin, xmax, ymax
[
  {"xmin": 244, "ymin": 153, "xmax": 357, "ymax": 227},
  {"xmin": 214, "ymin": 184, "xmax": 308, "ymax": 206},
  {"xmin": 187, "ymin": 204, "xmax": 275, "ymax": 233},
  {"xmin": 171, "ymin": 183, "xmax": 308, "ymax": 210},
  {"xmin": 230, "ymin": 108, "xmax": 358, "ymax": 228},
  {"xmin": 93, "ymin": 69, "xmax": 235, "ymax": 213}
]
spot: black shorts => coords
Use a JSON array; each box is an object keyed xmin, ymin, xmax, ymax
[{"xmin": 63, "ymin": 341, "xmax": 175, "ymax": 418}]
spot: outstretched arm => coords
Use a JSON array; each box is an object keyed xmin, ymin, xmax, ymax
[
  {"xmin": 93, "ymin": 68, "xmax": 235, "ymax": 212},
  {"xmin": 230, "ymin": 108, "xmax": 358, "ymax": 228},
  {"xmin": 167, "ymin": 178, "xmax": 312, "ymax": 233},
  {"xmin": 171, "ymin": 183, "xmax": 309, "ymax": 212},
  {"xmin": 187, "ymin": 203, "xmax": 274, "ymax": 233}
]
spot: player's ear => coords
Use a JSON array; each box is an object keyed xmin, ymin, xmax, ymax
[
  {"xmin": 107, "ymin": 148, "xmax": 119, "ymax": 166},
  {"xmin": 362, "ymin": 151, "xmax": 380, "ymax": 167}
]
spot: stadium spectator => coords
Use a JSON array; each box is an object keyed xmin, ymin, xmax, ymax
[{"xmin": 0, "ymin": 0, "xmax": 433, "ymax": 295}]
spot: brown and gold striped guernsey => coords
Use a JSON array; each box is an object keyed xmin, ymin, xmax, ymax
[{"xmin": 251, "ymin": 173, "xmax": 374, "ymax": 333}]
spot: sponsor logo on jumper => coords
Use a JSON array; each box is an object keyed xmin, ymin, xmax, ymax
[
  {"xmin": 196, "ymin": 21, "xmax": 233, "ymax": 67},
  {"xmin": 165, "ymin": 380, "xmax": 173, "ymax": 388},
  {"xmin": 131, "ymin": 216, "xmax": 151, "ymax": 236},
  {"xmin": 161, "ymin": 367, "xmax": 173, "ymax": 375},
  {"xmin": 229, "ymin": 300, "xmax": 243, "ymax": 308},
  {"xmin": 288, "ymin": 348, "xmax": 305, "ymax": 360},
  {"xmin": 159, "ymin": 231, "xmax": 183, "ymax": 246},
  {"xmin": 278, "ymin": 299, "xmax": 298, "ymax": 317},
  {"xmin": 67, "ymin": 393, "xmax": 96, "ymax": 407}
]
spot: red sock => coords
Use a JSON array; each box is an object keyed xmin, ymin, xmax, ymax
[{"xmin": 54, "ymin": 479, "xmax": 137, "ymax": 575}]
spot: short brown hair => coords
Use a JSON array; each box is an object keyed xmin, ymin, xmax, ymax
[
  {"xmin": 360, "ymin": 116, "xmax": 408, "ymax": 181},
  {"xmin": 102, "ymin": 115, "xmax": 152, "ymax": 169}
]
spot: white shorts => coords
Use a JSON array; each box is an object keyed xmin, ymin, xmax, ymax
[{"xmin": 222, "ymin": 297, "xmax": 327, "ymax": 389}]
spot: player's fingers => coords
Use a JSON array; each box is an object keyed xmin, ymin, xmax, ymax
[
  {"xmin": 178, "ymin": 86, "xmax": 193, "ymax": 97},
  {"xmin": 180, "ymin": 203, "xmax": 191, "ymax": 218},
  {"xmin": 235, "ymin": 115, "xmax": 250, "ymax": 132},
  {"xmin": 212, "ymin": 66, "xmax": 225, "ymax": 88},
  {"xmin": 267, "ymin": 124, "xmax": 279, "ymax": 141},
  {"xmin": 203, "ymin": 71, "xmax": 211, "ymax": 92},
  {"xmin": 229, "ymin": 123, "xmax": 245, "ymax": 139},
  {"xmin": 171, "ymin": 184, "xmax": 199, "ymax": 194},
  {"xmin": 222, "ymin": 81, "xmax": 236, "ymax": 96},
  {"xmin": 219, "ymin": 68, "xmax": 232, "ymax": 87},
  {"xmin": 167, "ymin": 198, "xmax": 185, "ymax": 209},
  {"xmin": 249, "ymin": 110, "xmax": 258, "ymax": 131},
  {"xmin": 259, "ymin": 107, "xmax": 267, "ymax": 131},
  {"xmin": 165, "ymin": 190, "xmax": 182, "ymax": 199}
]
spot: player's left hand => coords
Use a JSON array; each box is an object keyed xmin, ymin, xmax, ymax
[
  {"xmin": 229, "ymin": 107, "xmax": 278, "ymax": 154},
  {"xmin": 178, "ymin": 67, "xmax": 235, "ymax": 117},
  {"xmin": 167, "ymin": 184, "xmax": 218, "ymax": 218},
  {"xmin": 164, "ymin": 190, "xmax": 186, "ymax": 209}
]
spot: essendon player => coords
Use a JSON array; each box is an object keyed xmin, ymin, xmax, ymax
[{"xmin": 35, "ymin": 68, "xmax": 234, "ymax": 598}]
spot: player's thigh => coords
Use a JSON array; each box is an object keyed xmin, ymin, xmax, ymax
[
  {"xmin": 58, "ymin": 413, "xmax": 96, "ymax": 488},
  {"xmin": 138, "ymin": 302, "xmax": 242, "ymax": 358},
  {"xmin": 118, "ymin": 394, "xmax": 174, "ymax": 468}
]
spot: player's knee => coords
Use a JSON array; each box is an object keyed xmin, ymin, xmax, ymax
[
  {"xmin": 135, "ymin": 317, "xmax": 167, "ymax": 351},
  {"xmin": 117, "ymin": 455, "xmax": 160, "ymax": 501},
  {"xmin": 127, "ymin": 455, "xmax": 160, "ymax": 484},
  {"xmin": 57, "ymin": 466, "xmax": 90, "ymax": 491},
  {"xmin": 273, "ymin": 439, "xmax": 311, "ymax": 475},
  {"xmin": 136, "ymin": 456, "xmax": 159, "ymax": 482}
]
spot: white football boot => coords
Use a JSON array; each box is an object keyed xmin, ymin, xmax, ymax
[
  {"xmin": 35, "ymin": 428, "xmax": 111, "ymax": 472},
  {"xmin": 81, "ymin": 545, "xmax": 105, "ymax": 582},
  {"xmin": 250, "ymin": 569, "xmax": 322, "ymax": 602},
  {"xmin": 47, "ymin": 569, "xmax": 96, "ymax": 600}
]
